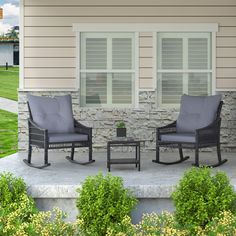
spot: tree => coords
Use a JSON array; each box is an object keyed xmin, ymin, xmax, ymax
[{"xmin": 5, "ymin": 26, "xmax": 19, "ymax": 39}]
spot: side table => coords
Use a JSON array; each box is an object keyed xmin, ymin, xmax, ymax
[{"xmin": 107, "ymin": 138, "xmax": 141, "ymax": 172}]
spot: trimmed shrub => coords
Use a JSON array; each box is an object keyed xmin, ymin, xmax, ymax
[
  {"xmin": 76, "ymin": 173, "xmax": 137, "ymax": 236},
  {"xmin": 107, "ymin": 211, "xmax": 236, "ymax": 236},
  {"xmin": 171, "ymin": 167, "xmax": 236, "ymax": 228},
  {"xmin": 0, "ymin": 172, "xmax": 38, "ymax": 219},
  {"xmin": 0, "ymin": 199, "xmax": 77, "ymax": 236},
  {"xmin": 106, "ymin": 215, "xmax": 136, "ymax": 236},
  {"xmin": 0, "ymin": 172, "xmax": 28, "ymax": 207},
  {"xmin": 107, "ymin": 212, "xmax": 186, "ymax": 236},
  {"xmin": 203, "ymin": 211, "xmax": 236, "ymax": 235},
  {"xmin": 0, "ymin": 172, "xmax": 77, "ymax": 236}
]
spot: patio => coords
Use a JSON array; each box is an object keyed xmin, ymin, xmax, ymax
[{"xmin": 1, "ymin": 151, "xmax": 236, "ymax": 223}]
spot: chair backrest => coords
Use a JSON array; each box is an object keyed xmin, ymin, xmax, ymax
[
  {"xmin": 28, "ymin": 94, "xmax": 74, "ymax": 134},
  {"xmin": 177, "ymin": 94, "xmax": 222, "ymax": 133}
]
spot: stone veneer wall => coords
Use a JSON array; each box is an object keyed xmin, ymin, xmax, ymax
[{"xmin": 18, "ymin": 91, "xmax": 236, "ymax": 152}]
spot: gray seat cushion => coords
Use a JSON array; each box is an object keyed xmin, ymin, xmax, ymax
[
  {"xmin": 28, "ymin": 94, "xmax": 74, "ymax": 134},
  {"xmin": 177, "ymin": 95, "xmax": 222, "ymax": 133},
  {"xmin": 49, "ymin": 133, "xmax": 88, "ymax": 143},
  {"xmin": 160, "ymin": 133, "xmax": 195, "ymax": 143}
]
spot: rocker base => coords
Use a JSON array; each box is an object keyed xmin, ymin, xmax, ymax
[
  {"xmin": 66, "ymin": 156, "xmax": 95, "ymax": 165},
  {"xmin": 152, "ymin": 156, "xmax": 190, "ymax": 165},
  {"xmin": 23, "ymin": 159, "xmax": 51, "ymax": 169}
]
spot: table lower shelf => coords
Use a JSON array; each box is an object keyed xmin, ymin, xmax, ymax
[{"xmin": 108, "ymin": 158, "xmax": 139, "ymax": 164}]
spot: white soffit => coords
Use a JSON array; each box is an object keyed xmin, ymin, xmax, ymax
[{"xmin": 73, "ymin": 23, "xmax": 218, "ymax": 32}]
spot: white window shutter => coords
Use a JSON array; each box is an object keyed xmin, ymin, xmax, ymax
[
  {"xmin": 112, "ymin": 73, "xmax": 133, "ymax": 104},
  {"xmin": 161, "ymin": 38, "xmax": 183, "ymax": 69},
  {"xmin": 82, "ymin": 73, "xmax": 107, "ymax": 104},
  {"xmin": 161, "ymin": 73, "xmax": 183, "ymax": 104},
  {"xmin": 188, "ymin": 38, "xmax": 208, "ymax": 69},
  {"xmin": 112, "ymin": 38, "xmax": 132, "ymax": 69},
  {"xmin": 188, "ymin": 73, "xmax": 209, "ymax": 96},
  {"xmin": 85, "ymin": 38, "xmax": 107, "ymax": 69}
]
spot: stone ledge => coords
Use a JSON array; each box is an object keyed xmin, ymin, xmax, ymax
[{"xmin": 27, "ymin": 184, "xmax": 175, "ymax": 199}]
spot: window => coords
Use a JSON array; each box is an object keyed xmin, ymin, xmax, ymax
[
  {"xmin": 157, "ymin": 32, "xmax": 212, "ymax": 105},
  {"xmin": 80, "ymin": 33, "xmax": 135, "ymax": 107}
]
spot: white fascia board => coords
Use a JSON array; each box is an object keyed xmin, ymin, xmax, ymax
[
  {"xmin": 73, "ymin": 23, "xmax": 218, "ymax": 33},
  {"xmin": 19, "ymin": 0, "xmax": 24, "ymax": 89}
]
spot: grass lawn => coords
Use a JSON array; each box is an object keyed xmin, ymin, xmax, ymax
[
  {"xmin": 0, "ymin": 66, "xmax": 19, "ymax": 101},
  {"xmin": 0, "ymin": 109, "xmax": 18, "ymax": 158}
]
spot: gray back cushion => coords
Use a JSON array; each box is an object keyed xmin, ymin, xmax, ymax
[
  {"xmin": 28, "ymin": 94, "xmax": 74, "ymax": 133},
  {"xmin": 177, "ymin": 94, "xmax": 222, "ymax": 133}
]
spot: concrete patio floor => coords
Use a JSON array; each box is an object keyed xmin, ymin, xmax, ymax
[{"xmin": 0, "ymin": 151, "xmax": 236, "ymax": 222}]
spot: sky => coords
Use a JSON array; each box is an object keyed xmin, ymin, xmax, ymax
[{"xmin": 0, "ymin": 0, "xmax": 19, "ymax": 34}]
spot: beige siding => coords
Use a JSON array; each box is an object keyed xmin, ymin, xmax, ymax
[
  {"xmin": 24, "ymin": 48, "xmax": 76, "ymax": 58},
  {"xmin": 24, "ymin": 27, "xmax": 75, "ymax": 37},
  {"xmin": 23, "ymin": 0, "xmax": 236, "ymax": 6},
  {"xmin": 23, "ymin": 0, "xmax": 236, "ymax": 90},
  {"xmin": 217, "ymin": 68, "xmax": 236, "ymax": 78},
  {"xmin": 24, "ymin": 79, "xmax": 76, "ymax": 89},
  {"xmin": 24, "ymin": 37, "xmax": 75, "ymax": 47},
  {"xmin": 24, "ymin": 17, "xmax": 236, "ymax": 27},
  {"xmin": 139, "ymin": 33, "xmax": 153, "ymax": 89},
  {"xmin": 140, "ymin": 58, "xmax": 153, "ymax": 68},
  {"xmin": 139, "ymin": 48, "xmax": 153, "ymax": 58},
  {"xmin": 24, "ymin": 68, "xmax": 75, "ymax": 78},
  {"xmin": 140, "ymin": 79, "xmax": 153, "ymax": 89},
  {"xmin": 24, "ymin": 58, "xmax": 76, "ymax": 68},
  {"xmin": 217, "ymin": 79, "xmax": 236, "ymax": 89},
  {"xmin": 217, "ymin": 58, "xmax": 236, "ymax": 68},
  {"xmin": 24, "ymin": 7, "xmax": 236, "ymax": 17}
]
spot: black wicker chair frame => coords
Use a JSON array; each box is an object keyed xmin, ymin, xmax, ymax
[
  {"xmin": 153, "ymin": 101, "xmax": 227, "ymax": 167},
  {"xmin": 23, "ymin": 103, "xmax": 94, "ymax": 169}
]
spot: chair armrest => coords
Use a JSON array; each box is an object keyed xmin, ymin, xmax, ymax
[
  {"xmin": 157, "ymin": 121, "xmax": 177, "ymax": 134},
  {"xmin": 196, "ymin": 119, "xmax": 221, "ymax": 143},
  {"xmin": 28, "ymin": 118, "xmax": 47, "ymax": 132},
  {"xmin": 28, "ymin": 118, "xmax": 48, "ymax": 146},
  {"xmin": 74, "ymin": 119, "xmax": 92, "ymax": 137}
]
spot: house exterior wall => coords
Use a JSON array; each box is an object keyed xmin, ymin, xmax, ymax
[
  {"xmin": 21, "ymin": 0, "xmax": 236, "ymax": 90},
  {"xmin": 0, "ymin": 44, "xmax": 14, "ymax": 66},
  {"xmin": 19, "ymin": 0, "xmax": 236, "ymax": 152}
]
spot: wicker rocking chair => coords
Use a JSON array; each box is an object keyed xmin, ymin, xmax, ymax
[
  {"xmin": 153, "ymin": 95, "xmax": 227, "ymax": 167},
  {"xmin": 23, "ymin": 94, "xmax": 94, "ymax": 169}
]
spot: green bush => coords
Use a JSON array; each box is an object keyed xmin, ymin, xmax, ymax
[
  {"xmin": 107, "ymin": 211, "xmax": 236, "ymax": 236},
  {"xmin": 172, "ymin": 167, "xmax": 236, "ymax": 228},
  {"xmin": 0, "ymin": 172, "xmax": 78, "ymax": 236},
  {"xmin": 106, "ymin": 215, "xmax": 136, "ymax": 236},
  {"xmin": 203, "ymin": 211, "xmax": 236, "ymax": 235},
  {"xmin": 0, "ymin": 172, "xmax": 38, "ymax": 220},
  {"xmin": 0, "ymin": 199, "xmax": 77, "ymax": 236},
  {"xmin": 107, "ymin": 212, "xmax": 186, "ymax": 236},
  {"xmin": 76, "ymin": 173, "xmax": 137, "ymax": 236},
  {"xmin": 0, "ymin": 172, "xmax": 27, "ymax": 207}
]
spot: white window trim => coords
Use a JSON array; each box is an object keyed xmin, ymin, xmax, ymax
[
  {"xmin": 73, "ymin": 23, "xmax": 218, "ymax": 33},
  {"xmin": 73, "ymin": 23, "xmax": 218, "ymax": 107},
  {"xmin": 211, "ymin": 32, "xmax": 216, "ymax": 94},
  {"xmin": 156, "ymin": 32, "xmax": 215, "ymax": 107},
  {"xmin": 78, "ymin": 31, "xmax": 137, "ymax": 108},
  {"xmin": 19, "ymin": 0, "xmax": 24, "ymax": 89}
]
